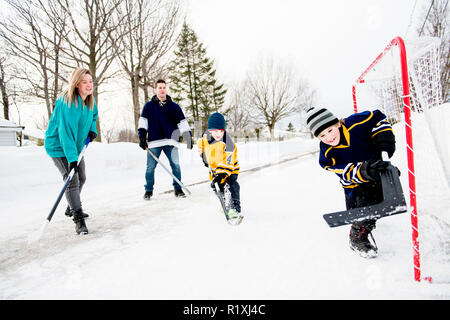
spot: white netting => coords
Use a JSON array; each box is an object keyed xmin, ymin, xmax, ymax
[
  {"xmin": 408, "ymin": 38, "xmax": 443, "ymax": 112},
  {"xmin": 361, "ymin": 38, "xmax": 443, "ymax": 118},
  {"xmin": 354, "ymin": 37, "xmax": 450, "ymax": 282}
]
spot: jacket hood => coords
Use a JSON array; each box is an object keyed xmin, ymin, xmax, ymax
[{"xmin": 151, "ymin": 94, "xmax": 173, "ymax": 103}]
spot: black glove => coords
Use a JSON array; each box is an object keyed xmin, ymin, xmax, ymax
[
  {"xmin": 211, "ymin": 173, "xmax": 227, "ymax": 189},
  {"xmin": 138, "ymin": 129, "xmax": 148, "ymax": 150},
  {"xmin": 200, "ymin": 153, "xmax": 209, "ymax": 168},
  {"xmin": 139, "ymin": 139, "xmax": 148, "ymax": 150},
  {"xmin": 360, "ymin": 159, "xmax": 390, "ymax": 181},
  {"xmin": 372, "ymin": 131, "xmax": 396, "ymax": 158},
  {"xmin": 69, "ymin": 161, "xmax": 78, "ymax": 173},
  {"xmin": 87, "ymin": 131, "xmax": 97, "ymax": 142}
]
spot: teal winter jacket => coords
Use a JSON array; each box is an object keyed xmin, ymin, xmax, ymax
[{"xmin": 45, "ymin": 95, "xmax": 98, "ymax": 163}]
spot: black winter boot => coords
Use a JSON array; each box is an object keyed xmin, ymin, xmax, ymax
[
  {"xmin": 72, "ymin": 209, "xmax": 89, "ymax": 235},
  {"xmin": 174, "ymin": 189, "xmax": 186, "ymax": 198},
  {"xmin": 349, "ymin": 220, "xmax": 377, "ymax": 258},
  {"xmin": 143, "ymin": 191, "xmax": 153, "ymax": 200},
  {"xmin": 65, "ymin": 206, "xmax": 89, "ymax": 218}
]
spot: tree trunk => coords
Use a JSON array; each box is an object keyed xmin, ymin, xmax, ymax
[
  {"xmin": 131, "ymin": 72, "xmax": 141, "ymax": 133},
  {"xmin": 0, "ymin": 60, "xmax": 9, "ymax": 120},
  {"xmin": 269, "ymin": 123, "xmax": 275, "ymax": 141},
  {"xmin": 0, "ymin": 81, "xmax": 9, "ymax": 120},
  {"xmin": 93, "ymin": 80, "xmax": 102, "ymax": 142},
  {"xmin": 143, "ymin": 78, "xmax": 150, "ymax": 103},
  {"xmin": 43, "ymin": 69, "xmax": 52, "ymax": 119}
]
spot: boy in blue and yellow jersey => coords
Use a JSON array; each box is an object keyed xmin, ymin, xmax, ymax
[
  {"xmin": 306, "ymin": 107, "xmax": 396, "ymax": 258},
  {"xmin": 198, "ymin": 112, "xmax": 241, "ymax": 220}
]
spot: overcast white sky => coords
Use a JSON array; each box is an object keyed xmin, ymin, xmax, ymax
[
  {"xmin": 8, "ymin": 0, "xmax": 429, "ymax": 134},
  {"xmin": 185, "ymin": 0, "xmax": 426, "ymax": 120}
]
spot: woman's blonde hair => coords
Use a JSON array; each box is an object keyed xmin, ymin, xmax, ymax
[{"xmin": 62, "ymin": 68, "xmax": 94, "ymax": 109}]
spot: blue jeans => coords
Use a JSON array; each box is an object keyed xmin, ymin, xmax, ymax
[{"xmin": 145, "ymin": 146, "xmax": 182, "ymax": 192}]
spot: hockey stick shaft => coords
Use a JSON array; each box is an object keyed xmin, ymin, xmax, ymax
[
  {"xmin": 146, "ymin": 148, "xmax": 191, "ymax": 195},
  {"xmin": 45, "ymin": 138, "xmax": 91, "ymax": 222},
  {"xmin": 28, "ymin": 138, "xmax": 90, "ymax": 244},
  {"xmin": 208, "ymin": 166, "xmax": 229, "ymax": 221}
]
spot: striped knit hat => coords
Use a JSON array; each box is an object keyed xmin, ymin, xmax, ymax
[{"xmin": 306, "ymin": 107, "xmax": 339, "ymax": 137}]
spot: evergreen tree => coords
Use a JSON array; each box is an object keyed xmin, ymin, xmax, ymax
[
  {"xmin": 287, "ymin": 122, "xmax": 295, "ymax": 132},
  {"xmin": 169, "ymin": 23, "xmax": 226, "ymax": 129}
]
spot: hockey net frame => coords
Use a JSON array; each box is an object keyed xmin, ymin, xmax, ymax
[{"xmin": 352, "ymin": 36, "xmax": 447, "ymax": 283}]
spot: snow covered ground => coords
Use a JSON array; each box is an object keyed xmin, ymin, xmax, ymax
[{"xmin": 1, "ymin": 116, "xmax": 449, "ymax": 300}]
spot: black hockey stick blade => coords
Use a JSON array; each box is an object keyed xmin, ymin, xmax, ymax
[
  {"xmin": 213, "ymin": 185, "xmax": 230, "ymax": 222},
  {"xmin": 323, "ymin": 164, "xmax": 407, "ymax": 228}
]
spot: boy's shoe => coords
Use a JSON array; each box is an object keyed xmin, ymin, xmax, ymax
[
  {"xmin": 227, "ymin": 208, "xmax": 239, "ymax": 219},
  {"xmin": 227, "ymin": 208, "xmax": 243, "ymax": 225},
  {"xmin": 174, "ymin": 189, "xmax": 186, "ymax": 198},
  {"xmin": 65, "ymin": 206, "xmax": 89, "ymax": 218},
  {"xmin": 72, "ymin": 209, "xmax": 88, "ymax": 235},
  {"xmin": 349, "ymin": 221, "xmax": 378, "ymax": 258},
  {"xmin": 143, "ymin": 191, "xmax": 153, "ymax": 200}
]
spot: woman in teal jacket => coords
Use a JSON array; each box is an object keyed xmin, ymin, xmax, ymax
[{"xmin": 45, "ymin": 67, "xmax": 98, "ymax": 235}]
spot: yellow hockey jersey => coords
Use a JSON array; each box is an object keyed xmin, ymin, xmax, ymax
[{"xmin": 197, "ymin": 131, "xmax": 240, "ymax": 180}]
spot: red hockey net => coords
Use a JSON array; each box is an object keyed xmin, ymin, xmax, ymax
[{"xmin": 352, "ymin": 36, "xmax": 449, "ymax": 283}]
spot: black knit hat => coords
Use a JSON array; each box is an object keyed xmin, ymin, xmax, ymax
[
  {"xmin": 306, "ymin": 107, "xmax": 339, "ymax": 137},
  {"xmin": 208, "ymin": 112, "xmax": 226, "ymax": 130}
]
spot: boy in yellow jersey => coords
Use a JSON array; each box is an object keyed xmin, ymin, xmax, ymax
[{"xmin": 198, "ymin": 112, "xmax": 241, "ymax": 221}]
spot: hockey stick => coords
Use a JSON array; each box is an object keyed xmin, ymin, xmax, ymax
[
  {"xmin": 208, "ymin": 166, "xmax": 244, "ymax": 225},
  {"xmin": 146, "ymin": 148, "xmax": 191, "ymax": 196},
  {"xmin": 28, "ymin": 138, "xmax": 91, "ymax": 244},
  {"xmin": 208, "ymin": 166, "xmax": 230, "ymax": 222},
  {"xmin": 323, "ymin": 152, "xmax": 407, "ymax": 227}
]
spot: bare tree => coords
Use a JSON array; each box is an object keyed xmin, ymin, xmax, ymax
[
  {"xmin": 117, "ymin": 128, "xmax": 137, "ymax": 142},
  {"xmin": 0, "ymin": 56, "xmax": 11, "ymax": 119},
  {"xmin": 226, "ymin": 82, "xmax": 252, "ymax": 137},
  {"xmin": 0, "ymin": 0, "xmax": 67, "ymax": 119},
  {"xmin": 37, "ymin": 0, "xmax": 70, "ymax": 108},
  {"xmin": 52, "ymin": 0, "xmax": 130, "ymax": 141},
  {"xmin": 297, "ymin": 80, "xmax": 317, "ymax": 133},
  {"xmin": 115, "ymin": 0, "xmax": 181, "ymax": 132},
  {"xmin": 245, "ymin": 57, "xmax": 313, "ymax": 140},
  {"xmin": 0, "ymin": 53, "xmax": 24, "ymax": 126}
]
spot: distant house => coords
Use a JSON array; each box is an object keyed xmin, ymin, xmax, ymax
[{"xmin": 0, "ymin": 118, "xmax": 24, "ymax": 146}]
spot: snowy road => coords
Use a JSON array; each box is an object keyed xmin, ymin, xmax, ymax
[{"xmin": 1, "ymin": 139, "xmax": 449, "ymax": 299}]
